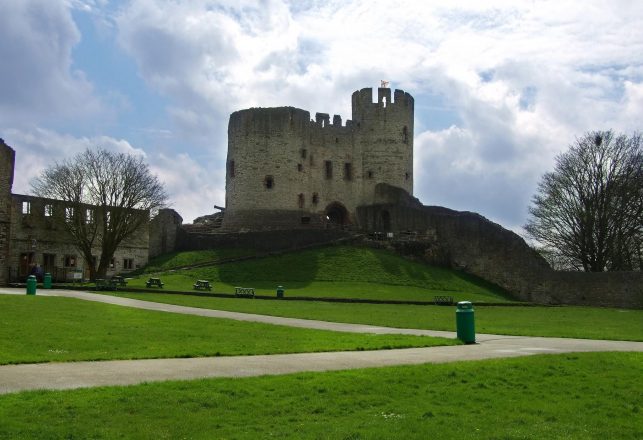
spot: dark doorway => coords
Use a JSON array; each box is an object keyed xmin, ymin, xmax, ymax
[
  {"xmin": 43, "ymin": 253, "xmax": 56, "ymax": 275},
  {"xmin": 381, "ymin": 210, "xmax": 391, "ymax": 232},
  {"xmin": 325, "ymin": 202, "xmax": 349, "ymax": 226},
  {"xmin": 19, "ymin": 252, "xmax": 34, "ymax": 278}
]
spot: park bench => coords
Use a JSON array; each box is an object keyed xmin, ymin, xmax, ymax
[
  {"xmin": 433, "ymin": 295, "xmax": 454, "ymax": 306},
  {"xmin": 235, "ymin": 287, "xmax": 255, "ymax": 298},
  {"xmin": 193, "ymin": 279, "xmax": 212, "ymax": 291},
  {"xmin": 95, "ymin": 278, "xmax": 118, "ymax": 291},
  {"xmin": 146, "ymin": 277, "xmax": 164, "ymax": 288}
]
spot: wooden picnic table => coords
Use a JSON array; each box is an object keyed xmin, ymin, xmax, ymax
[
  {"xmin": 193, "ymin": 279, "xmax": 212, "ymax": 291},
  {"xmin": 146, "ymin": 277, "xmax": 164, "ymax": 288},
  {"xmin": 111, "ymin": 276, "xmax": 128, "ymax": 287},
  {"xmin": 95, "ymin": 278, "xmax": 118, "ymax": 291}
]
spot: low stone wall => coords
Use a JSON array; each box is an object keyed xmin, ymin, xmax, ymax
[
  {"xmin": 176, "ymin": 228, "xmax": 354, "ymax": 254},
  {"xmin": 538, "ymin": 271, "xmax": 643, "ymax": 308}
]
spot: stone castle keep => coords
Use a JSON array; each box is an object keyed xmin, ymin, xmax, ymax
[{"xmin": 223, "ymin": 87, "xmax": 414, "ymax": 231}]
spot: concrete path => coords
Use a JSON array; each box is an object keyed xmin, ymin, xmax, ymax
[{"xmin": 1, "ymin": 288, "xmax": 641, "ymax": 395}]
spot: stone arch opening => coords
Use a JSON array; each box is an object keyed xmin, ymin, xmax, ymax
[{"xmin": 325, "ymin": 202, "xmax": 349, "ymax": 226}]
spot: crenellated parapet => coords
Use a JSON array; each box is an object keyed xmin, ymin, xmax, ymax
[{"xmin": 351, "ymin": 87, "xmax": 414, "ymax": 124}]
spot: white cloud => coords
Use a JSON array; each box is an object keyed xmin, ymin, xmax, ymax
[
  {"xmin": 6, "ymin": 128, "xmax": 146, "ymax": 195},
  {"xmin": 0, "ymin": 0, "xmax": 100, "ymax": 125},
  {"xmin": 149, "ymin": 152, "xmax": 226, "ymax": 223}
]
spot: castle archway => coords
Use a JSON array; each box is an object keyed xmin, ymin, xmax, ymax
[{"xmin": 325, "ymin": 202, "xmax": 349, "ymax": 226}]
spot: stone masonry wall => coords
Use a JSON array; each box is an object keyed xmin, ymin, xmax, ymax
[
  {"xmin": 176, "ymin": 229, "xmax": 353, "ymax": 254},
  {"xmin": 149, "ymin": 208, "xmax": 183, "ymax": 258},
  {"xmin": 0, "ymin": 140, "xmax": 15, "ymax": 285}
]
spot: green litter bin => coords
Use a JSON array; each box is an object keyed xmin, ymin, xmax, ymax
[
  {"xmin": 43, "ymin": 272, "xmax": 52, "ymax": 289},
  {"xmin": 276, "ymin": 285, "xmax": 285, "ymax": 299},
  {"xmin": 26, "ymin": 275, "xmax": 37, "ymax": 295},
  {"xmin": 456, "ymin": 301, "xmax": 475, "ymax": 344}
]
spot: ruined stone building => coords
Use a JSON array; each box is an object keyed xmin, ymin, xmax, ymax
[
  {"xmin": 0, "ymin": 139, "xmax": 149, "ymax": 283},
  {"xmin": 223, "ymin": 87, "xmax": 414, "ymax": 230}
]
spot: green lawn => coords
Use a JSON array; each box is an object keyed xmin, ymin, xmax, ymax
[
  {"xmin": 0, "ymin": 296, "xmax": 457, "ymax": 365},
  {"xmin": 1, "ymin": 352, "xmax": 640, "ymax": 439},
  {"xmin": 126, "ymin": 246, "xmax": 513, "ymax": 303},
  {"xmin": 112, "ymin": 292, "xmax": 643, "ymax": 341}
]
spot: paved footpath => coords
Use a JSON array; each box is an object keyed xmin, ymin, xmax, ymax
[{"xmin": 1, "ymin": 288, "xmax": 641, "ymax": 395}]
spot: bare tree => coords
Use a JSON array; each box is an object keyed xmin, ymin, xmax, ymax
[
  {"xmin": 525, "ymin": 131, "xmax": 642, "ymax": 272},
  {"xmin": 31, "ymin": 148, "xmax": 167, "ymax": 279}
]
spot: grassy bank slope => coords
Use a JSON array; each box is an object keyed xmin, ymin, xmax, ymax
[{"xmin": 128, "ymin": 246, "xmax": 511, "ymax": 302}]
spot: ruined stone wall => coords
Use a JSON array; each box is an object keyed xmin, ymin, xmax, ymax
[
  {"xmin": 149, "ymin": 208, "xmax": 183, "ymax": 258},
  {"xmin": 223, "ymin": 87, "xmax": 413, "ymax": 231},
  {"xmin": 9, "ymin": 194, "xmax": 149, "ymax": 281},
  {"xmin": 357, "ymin": 186, "xmax": 642, "ymax": 308},
  {"xmin": 537, "ymin": 271, "xmax": 643, "ymax": 308},
  {"xmin": 0, "ymin": 140, "xmax": 15, "ymax": 285},
  {"xmin": 176, "ymin": 229, "xmax": 353, "ymax": 254}
]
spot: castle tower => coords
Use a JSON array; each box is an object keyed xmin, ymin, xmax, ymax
[
  {"xmin": 352, "ymin": 88, "xmax": 414, "ymax": 203},
  {"xmin": 222, "ymin": 87, "xmax": 414, "ymax": 231},
  {"xmin": 0, "ymin": 139, "xmax": 15, "ymax": 285}
]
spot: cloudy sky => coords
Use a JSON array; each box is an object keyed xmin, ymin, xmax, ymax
[{"xmin": 2, "ymin": 0, "xmax": 642, "ymax": 232}]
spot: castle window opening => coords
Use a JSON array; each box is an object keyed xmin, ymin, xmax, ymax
[
  {"xmin": 300, "ymin": 148, "xmax": 307, "ymax": 159},
  {"xmin": 382, "ymin": 96, "xmax": 387, "ymax": 108},
  {"xmin": 405, "ymin": 172, "xmax": 410, "ymax": 181},
  {"xmin": 335, "ymin": 137, "xmax": 339, "ymax": 144},
  {"xmin": 325, "ymin": 161, "xmax": 333, "ymax": 179},
  {"xmin": 123, "ymin": 258, "xmax": 134, "ymax": 270},
  {"xmin": 65, "ymin": 207, "xmax": 74, "ymax": 222},
  {"xmin": 106, "ymin": 211, "xmax": 112, "ymax": 229},
  {"xmin": 64, "ymin": 255, "xmax": 76, "ymax": 268},
  {"xmin": 403, "ymin": 126, "xmax": 408, "ymax": 144},
  {"xmin": 264, "ymin": 175, "xmax": 274, "ymax": 189},
  {"xmin": 367, "ymin": 170, "xmax": 374, "ymax": 179},
  {"xmin": 344, "ymin": 163, "xmax": 353, "ymax": 181},
  {"xmin": 22, "ymin": 201, "xmax": 31, "ymax": 215},
  {"xmin": 298, "ymin": 193, "xmax": 305, "ymax": 209},
  {"xmin": 312, "ymin": 193, "xmax": 319, "ymax": 205},
  {"xmin": 228, "ymin": 160, "xmax": 235, "ymax": 178},
  {"xmin": 297, "ymin": 163, "xmax": 303, "ymax": 172},
  {"xmin": 44, "ymin": 204, "xmax": 53, "ymax": 217},
  {"xmin": 86, "ymin": 209, "xmax": 94, "ymax": 224}
]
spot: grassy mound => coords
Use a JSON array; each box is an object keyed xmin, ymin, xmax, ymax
[{"xmin": 129, "ymin": 245, "xmax": 512, "ymax": 302}]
